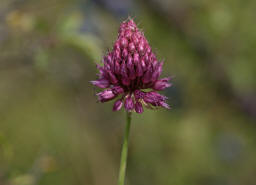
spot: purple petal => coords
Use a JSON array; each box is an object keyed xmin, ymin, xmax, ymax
[
  {"xmin": 138, "ymin": 42, "xmax": 144, "ymax": 54},
  {"xmin": 160, "ymin": 77, "xmax": 171, "ymax": 82},
  {"xmin": 122, "ymin": 48, "xmax": 128, "ymax": 58},
  {"xmin": 132, "ymin": 34, "xmax": 139, "ymax": 45},
  {"xmin": 141, "ymin": 59, "xmax": 147, "ymax": 71},
  {"xmin": 151, "ymin": 62, "xmax": 163, "ymax": 81},
  {"xmin": 142, "ymin": 68, "xmax": 152, "ymax": 84},
  {"xmin": 127, "ymin": 19, "xmax": 136, "ymax": 29},
  {"xmin": 127, "ymin": 55, "xmax": 133, "ymax": 69},
  {"xmin": 104, "ymin": 63, "xmax": 111, "ymax": 70},
  {"xmin": 122, "ymin": 77, "xmax": 131, "ymax": 86},
  {"xmin": 114, "ymin": 49, "xmax": 121, "ymax": 59},
  {"xmin": 105, "ymin": 55, "xmax": 111, "ymax": 64},
  {"xmin": 146, "ymin": 46, "xmax": 151, "ymax": 54},
  {"xmin": 114, "ymin": 61, "xmax": 120, "ymax": 74},
  {"xmin": 133, "ymin": 52, "xmax": 139, "ymax": 65},
  {"xmin": 143, "ymin": 91, "xmax": 167, "ymax": 105},
  {"xmin": 91, "ymin": 78, "xmax": 110, "ymax": 88},
  {"xmin": 125, "ymin": 30, "xmax": 132, "ymax": 38},
  {"xmin": 149, "ymin": 52, "xmax": 156, "ymax": 61},
  {"xmin": 143, "ymin": 54, "xmax": 149, "ymax": 64},
  {"xmin": 129, "ymin": 42, "xmax": 135, "ymax": 52},
  {"xmin": 121, "ymin": 61, "xmax": 128, "ymax": 77},
  {"xmin": 124, "ymin": 96, "xmax": 134, "ymax": 111},
  {"xmin": 152, "ymin": 60, "xmax": 158, "ymax": 69},
  {"xmin": 153, "ymin": 77, "xmax": 172, "ymax": 90},
  {"xmin": 136, "ymin": 62, "xmax": 143, "ymax": 77},
  {"xmin": 120, "ymin": 38, "xmax": 128, "ymax": 48},
  {"xmin": 107, "ymin": 55, "xmax": 114, "ymax": 69},
  {"xmin": 108, "ymin": 71, "xmax": 118, "ymax": 84},
  {"xmin": 112, "ymin": 86, "xmax": 124, "ymax": 95},
  {"xmin": 128, "ymin": 67, "xmax": 136, "ymax": 80},
  {"xmin": 96, "ymin": 64, "xmax": 106, "ymax": 78},
  {"xmin": 135, "ymin": 101, "xmax": 144, "ymax": 114},
  {"xmin": 114, "ymin": 42, "xmax": 120, "ymax": 50},
  {"xmin": 97, "ymin": 90, "xmax": 116, "ymax": 102},
  {"xmin": 160, "ymin": 101, "xmax": 170, "ymax": 109},
  {"xmin": 134, "ymin": 90, "xmax": 145, "ymax": 100},
  {"xmin": 127, "ymin": 55, "xmax": 136, "ymax": 80},
  {"xmin": 113, "ymin": 99, "xmax": 123, "ymax": 111}
]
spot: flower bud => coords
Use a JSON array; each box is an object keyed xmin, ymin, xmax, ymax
[
  {"xmin": 122, "ymin": 77, "xmax": 131, "ymax": 86},
  {"xmin": 108, "ymin": 71, "xmax": 118, "ymax": 84},
  {"xmin": 132, "ymin": 34, "xmax": 139, "ymax": 45},
  {"xmin": 97, "ymin": 90, "xmax": 116, "ymax": 102},
  {"xmin": 91, "ymin": 78, "xmax": 110, "ymax": 88},
  {"xmin": 143, "ymin": 54, "xmax": 149, "ymax": 64},
  {"xmin": 124, "ymin": 96, "xmax": 134, "ymax": 111},
  {"xmin": 122, "ymin": 48, "xmax": 128, "ymax": 58},
  {"xmin": 112, "ymin": 86, "xmax": 124, "ymax": 95},
  {"xmin": 138, "ymin": 42, "xmax": 144, "ymax": 54},
  {"xmin": 114, "ymin": 42, "xmax": 120, "ymax": 50},
  {"xmin": 142, "ymin": 68, "xmax": 152, "ymax": 84},
  {"xmin": 136, "ymin": 62, "xmax": 143, "ymax": 77},
  {"xmin": 114, "ymin": 49, "xmax": 121, "ymax": 59},
  {"xmin": 121, "ymin": 61, "xmax": 128, "ymax": 77},
  {"xmin": 143, "ymin": 91, "xmax": 167, "ymax": 106},
  {"xmin": 159, "ymin": 101, "xmax": 170, "ymax": 109},
  {"xmin": 120, "ymin": 38, "xmax": 128, "ymax": 48},
  {"xmin": 125, "ymin": 30, "xmax": 132, "ymax": 38},
  {"xmin": 113, "ymin": 99, "xmax": 123, "ymax": 111},
  {"xmin": 114, "ymin": 61, "xmax": 120, "ymax": 74},
  {"xmin": 153, "ymin": 77, "xmax": 172, "ymax": 91},
  {"xmin": 104, "ymin": 63, "xmax": 111, "ymax": 70},
  {"xmin": 129, "ymin": 42, "xmax": 135, "ymax": 52},
  {"xmin": 141, "ymin": 59, "xmax": 147, "ymax": 71},
  {"xmin": 127, "ymin": 55, "xmax": 133, "ymax": 70},
  {"xmin": 151, "ymin": 62, "xmax": 163, "ymax": 81},
  {"xmin": 135, "ymin": 101, "xmax": 144, "ymax": 114},
  {"xmin": 133, "ymin": 52, "xmax": 139, "ymax": 64},
  {"xmin": 146, "ymin": 46, "xmax": 151, "ymax": 54},
  {"xmin": 128, "ymin": 65, "xmax": 136, "ymax": 80},
  {"xmin": 134, "ymin": 90, "xmax": 145, "ymax": 100}
]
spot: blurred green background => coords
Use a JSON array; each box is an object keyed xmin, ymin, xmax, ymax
[{"xmin": 1, "ymin": 0, "xmax": 256, "ymax": 185}]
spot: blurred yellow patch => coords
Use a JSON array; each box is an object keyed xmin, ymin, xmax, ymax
[
  {"xmin": 10, "ymin": 174, "xmax": 35, "ymax": 185},
  {"xmin": 6, "ymin": 10, "xmax": 35, "ymax": 32},
  {"xmin": 39, "ymin": 155, "xmax": 57, "ymax": 173}
]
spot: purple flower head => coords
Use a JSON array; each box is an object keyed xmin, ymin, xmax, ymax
[{"xmin": 91, "ymin": 18, "xmax": 172, "ymax": 113}]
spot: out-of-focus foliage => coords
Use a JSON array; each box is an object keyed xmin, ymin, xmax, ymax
[{"xmin": 0, "ymin": 0, "xmax": 256, "ymax": 185}]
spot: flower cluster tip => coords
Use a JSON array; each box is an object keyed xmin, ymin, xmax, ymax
[{"xmin": 91, "ymin": 18, "xmax": 172, "ymax": 113}]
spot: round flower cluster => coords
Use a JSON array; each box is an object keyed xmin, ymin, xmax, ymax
[{"xmin": 91, "ymin": 18, "xmax": 172, "ymax": 113}]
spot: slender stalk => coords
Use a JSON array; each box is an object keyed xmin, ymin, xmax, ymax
[{"xmin": 118, "ymin": 112, "xmax": 132, "ymax": 185}]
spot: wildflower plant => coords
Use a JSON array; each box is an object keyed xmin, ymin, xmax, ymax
[{"xmin": 91, "ymin": 18, "xmax": 172, "ymax": 185}]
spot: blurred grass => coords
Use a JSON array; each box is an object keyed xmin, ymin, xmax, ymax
[{"xmin": 0, "ymin": 0, "xmax": 256, "ymax": 185}]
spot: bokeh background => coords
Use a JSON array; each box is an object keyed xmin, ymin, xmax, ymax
[{"xmin": 1, "ymin": 0, "xmax": 256, "ymax": 185}]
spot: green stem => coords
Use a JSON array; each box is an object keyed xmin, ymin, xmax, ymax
[{"xmin": 118, "ymin": 112, "xmax": 132, "ymax": 185}]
